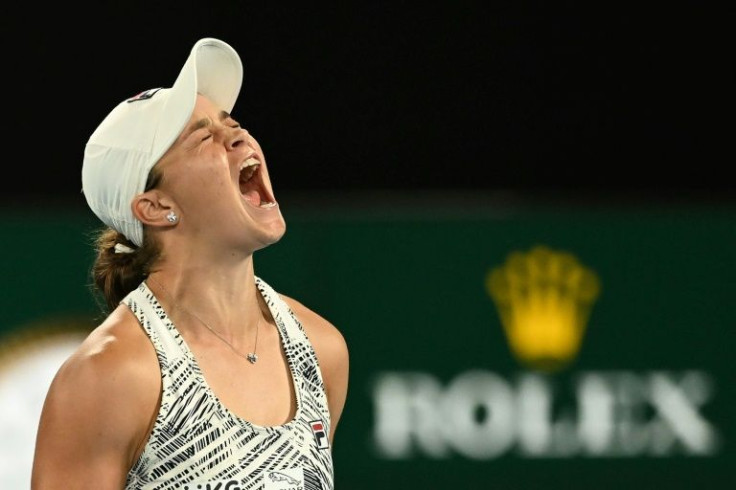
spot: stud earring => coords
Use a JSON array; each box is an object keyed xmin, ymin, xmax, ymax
[{"xmin": 166, "ymin": 211, "xmax": 178, "ymax": 223}]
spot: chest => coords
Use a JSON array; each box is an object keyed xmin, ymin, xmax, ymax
[{"xmin": 189, "ymin": 333, "xmax": 299, "ymax": 427}]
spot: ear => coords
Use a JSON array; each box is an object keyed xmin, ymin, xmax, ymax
[{"xmin": 132, "ymin": 190, "xmax": 178, "ymax": 228}]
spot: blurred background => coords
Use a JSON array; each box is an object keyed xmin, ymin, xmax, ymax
[{"xmin": 0, "ymin": 2, "xmax": 732, "ymax": 489}]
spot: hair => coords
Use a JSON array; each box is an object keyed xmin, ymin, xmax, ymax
[{"xmin": 88, "ymin": 166, "xmax": 165, "ymax": 314}]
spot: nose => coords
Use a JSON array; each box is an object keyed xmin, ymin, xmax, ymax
[{"xmin": 226, "ymin": 127, "xmax": 251, "ymax": 152}]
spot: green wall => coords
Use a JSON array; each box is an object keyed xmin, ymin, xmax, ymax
[{"xmin": 1, "ymin": 196, "xmax": 733, "ymax": 489}]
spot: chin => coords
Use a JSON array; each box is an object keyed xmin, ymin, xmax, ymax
[{"xmin": 256, "ymin": 218, "xmax": 287, "ymax": 249}]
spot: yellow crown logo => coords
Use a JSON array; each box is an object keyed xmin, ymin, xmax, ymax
[{"xmin": 485, "ymin": 245, "xmax": 600, "ymax": 372}]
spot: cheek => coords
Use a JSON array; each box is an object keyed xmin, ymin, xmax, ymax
[
  {"xmin": 197, "ymin": 174, "xmax": 233, "ymax": 199},
  {"xmin": 170, "ymin": 165, "xmax": 230, "ymax": 200}
]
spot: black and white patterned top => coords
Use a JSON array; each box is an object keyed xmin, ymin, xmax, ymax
[{"xmin": 122, "ymin": 276, "xmax": 333, "ymax": 490}]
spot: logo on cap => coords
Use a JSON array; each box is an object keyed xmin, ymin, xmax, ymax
[{"xmin": 127, "ymin": 88, "xmax": 163, "ymax": 103}]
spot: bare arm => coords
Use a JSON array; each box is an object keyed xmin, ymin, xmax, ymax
[
  {"xmin": 31, "ymin": 306, "xmax": 160, "ymax": 490},
  {"xmin": 280, "ymin": 295, "xmax": 349, "ymax": 446}
]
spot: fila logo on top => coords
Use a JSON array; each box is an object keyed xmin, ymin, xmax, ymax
[
  {"xmin": 371, "ymin": 245, "xmax": 720, "ymax": 459},
  {"xmin": 310, "ymin": 420, "xmax": 330, "ymax": 449}
]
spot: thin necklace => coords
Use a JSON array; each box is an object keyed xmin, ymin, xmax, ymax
[{"xmin": 147, "ymin": 276, "xmax": 261, "ymax": 364}]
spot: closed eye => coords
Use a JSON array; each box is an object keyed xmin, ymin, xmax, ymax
[{"xmin": 200, "ymin": 125, "xmax": 238, "ymax": 141}]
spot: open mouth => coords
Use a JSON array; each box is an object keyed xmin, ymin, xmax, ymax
[{"xmin": 239, "ymin": 157, "xmax": 277, "ymax": 208}]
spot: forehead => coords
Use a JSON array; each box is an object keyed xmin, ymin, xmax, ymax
[
  {"xmin": 192, "ymin": 93, "xmax": 224, "ymax": 116},
  {"xmin": 178, "ymin": 95, "xmax": 233, "ymax": 138},
  {"xmin": 190, "ymin": 94, "xmax": 232, "ymax": 123}
]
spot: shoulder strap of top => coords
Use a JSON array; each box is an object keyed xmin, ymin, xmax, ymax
[
  {"xmin": 255, "ymin": 276, "xmax": 330, "ymax": 404},
  {"xmin": 122, "ymin": 281, "xmax": 188, "ymax": 360}
]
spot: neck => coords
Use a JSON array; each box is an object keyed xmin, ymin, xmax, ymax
[{"xmin": 146, "ymin": 266, "xmax": 263, "ymax": 339}]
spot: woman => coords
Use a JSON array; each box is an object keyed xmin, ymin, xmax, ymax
[{"xmin": 31, "ymin": 38, "xmax": 349, "ymax": 490}]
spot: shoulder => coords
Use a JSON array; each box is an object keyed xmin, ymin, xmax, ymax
[
  {"xmin": 35, "ymin": 304, "xmax": 160, "ymax": 472},
  {"xmin": 62, "ymin": 304, "xmax": 159, "ymax": 394}
]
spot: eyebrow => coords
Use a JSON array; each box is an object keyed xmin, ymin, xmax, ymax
[{"xmin": 182, "ymin": 110, "xmax": 232, "ymax": 138}]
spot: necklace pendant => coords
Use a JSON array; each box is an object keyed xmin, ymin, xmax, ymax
[{"xmin": 247, "ymin": 352, "xmax": 258, "ymax": 364}]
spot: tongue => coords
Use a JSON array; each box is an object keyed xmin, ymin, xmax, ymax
[{"xmin": 244, "ymin": 190, "xmax": 262, "ymax": 206}]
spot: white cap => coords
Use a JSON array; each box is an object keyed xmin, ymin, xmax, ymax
[{"xmin": 82, "ymin": 38, "xmax": 243, "ymax": 247}]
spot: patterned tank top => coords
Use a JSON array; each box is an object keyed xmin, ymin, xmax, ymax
[{"xmin": 122, "ymin": 276, "xmax": 334, "ymax": 490}]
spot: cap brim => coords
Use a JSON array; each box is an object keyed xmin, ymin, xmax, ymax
[{"xmin": 154, "ymin": 38, "xmax": 244, "ymax": 166}]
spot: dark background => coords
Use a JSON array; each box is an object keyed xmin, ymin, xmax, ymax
[{"xmin": 1, "ymin": 2, "xmax": 731, "ymax": 208}]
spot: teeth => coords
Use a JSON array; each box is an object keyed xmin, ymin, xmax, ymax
[
  {"xmin": 260, "ymin": 202, "xmax": 277, "ymax": 208},
  {"xmin": 240, "ymin": 157, "xmax": 260, "ymax": 170}
]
